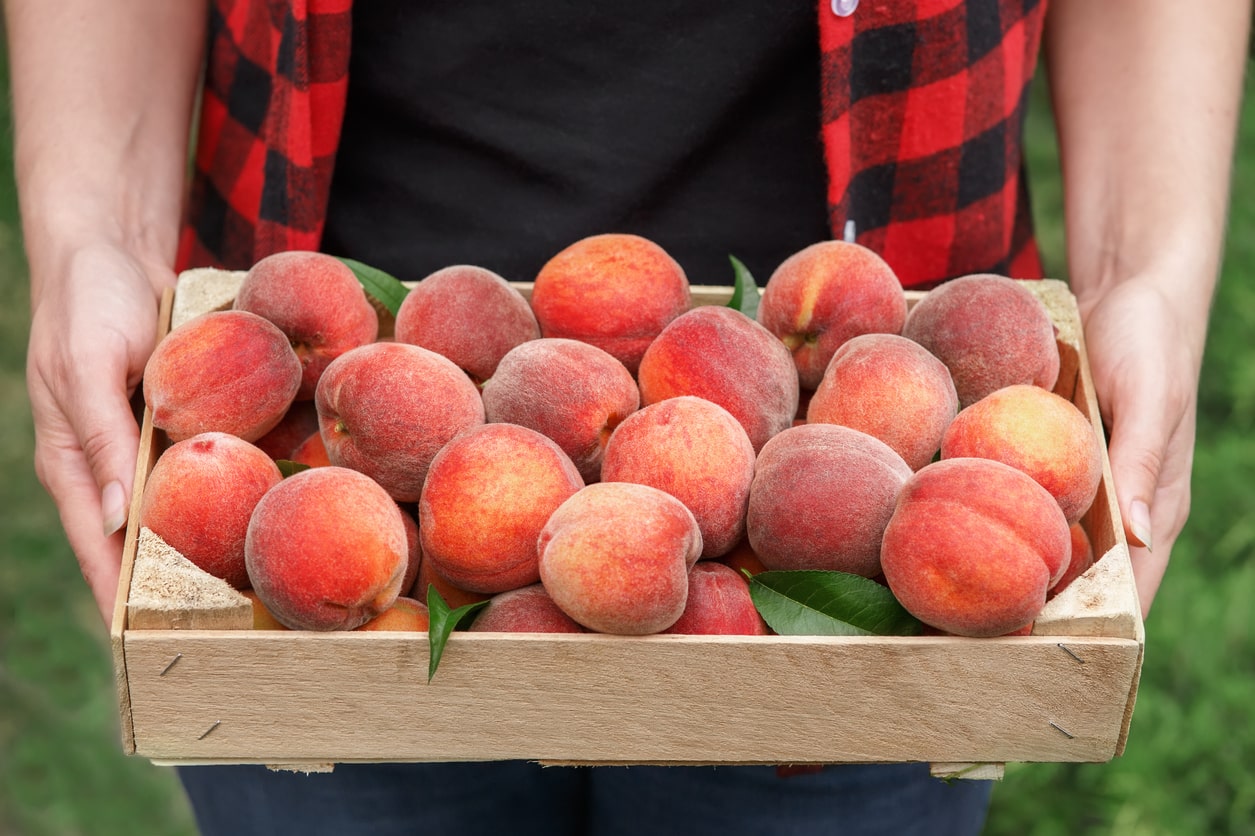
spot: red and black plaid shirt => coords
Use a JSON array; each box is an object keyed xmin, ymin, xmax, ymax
[{"xmin": 178, "ymin": 0, "xmax": 1046, "ymax": 288}]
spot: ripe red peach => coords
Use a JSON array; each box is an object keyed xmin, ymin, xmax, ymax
[
  {"xmin": 747, "ymin": 424, "xmax": 912, "ymax": 577},
  {"xmin": 234, "ymin": 250, "xmax": 379, "ymax": 399},
  {"xmin": 480, "ymin": 338, "xmax": 639, "ymax": 483},
  {"xmin": 316, "ymin": 342, "xmax": 485, "ymax": 502},
  {"xmin": 468, "ymin": 584, "xmax": 586, "ymax": 633},
  {"xmin": 538, "ymin": 482, "xmax": 702, "ymax": 634},
  {"xmin": 355, "ymin": 597, "xmax": 430, "ymax": 632},
  {"xmin": 398, "ymin": 505, "xmax": 422, "ymax": 597},
  {"xmin": 144, "ymin": 309, "xmax": 302, "ymax": 442},
  {"xmin": 902, "ymin": 274, "xmax": 1060, "ymax": 408},
  {"xmin": 241, "ymin": 589, "xmax": 289, "ymax": 630},
  {"xmin": 245, "ymin": 466, "xmax": 409, "ymax": 631},
  {"xmin": 662, "ymin": 562, "xmax": 769, "ymax": 635},
  {"xmin": 758, "ymin": 240, "xmax": 907, "ymax": 390},
  {"xmin": 1050, "ymin": 522, "xmax": 1096, "ymax": 597},
  {"xmin": 941, "ymin": 384, "xmax": 1102, "ymax": 524},
  {"xmin": 602, "ymin": 396, "xmax": 755, "ymax": 558},
  {"xmin": 419, "ymin": 423, "xmax": 584, "ymax": 594},
  {"xmin": 394, "ymin": 265, "xmax": 540, "ymax": 385},
  {"xmin": 637, "ymin": 306, "xmax": 799, "ymax": 453},
  {"xmin": 139, "ymin": 432, "xmax": 283, "ymax": 589},
  {"xmin": 716, "ymin": 539, "xmax": 768, "ymax": 577},
  {"xmin": 807, "ymin": 333, "xmax": 958, "ymax": 470},
  {"xmin": 289, "ymin": 431, "xmax": 331, "ymax": 467},
  {"xmin": 880, "ymin": 458, "xmax": 1072, "ymax": 637},
  {"xmin": 530, "ymin": 233, "xmax": 691, "ymax": 374},
  {"xmin": 253, "ymin": 401, "xmax": 320, "ymax": 460},
  {"xmin": 410, "ymin": 555, "xmax": 492, "ymax": 610}
]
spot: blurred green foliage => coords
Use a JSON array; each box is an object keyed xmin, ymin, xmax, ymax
[{"xmin": 0, "ymin": 32, "xmax": 1251, "ymax": 836}]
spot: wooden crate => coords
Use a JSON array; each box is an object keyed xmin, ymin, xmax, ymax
[{"xmin": 111, "ymin": 272, "xmax": 1143, "ymax": 776}]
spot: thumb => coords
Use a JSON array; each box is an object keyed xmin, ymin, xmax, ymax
[{"xmin": 1102, "ymin": 384, "xmax": 1178, "ymax": 554}]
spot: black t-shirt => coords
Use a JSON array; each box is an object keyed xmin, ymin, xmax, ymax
[{"xmin": 321, "ymin": 1, "xmax": 831, "ymax": 286}]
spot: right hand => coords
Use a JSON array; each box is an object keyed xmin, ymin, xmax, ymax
[{"xmin": 27, "ymin": 242, "xmax": 175, "ymax": 625}]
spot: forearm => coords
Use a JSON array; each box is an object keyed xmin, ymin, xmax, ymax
[
  {"xmin": 6, "ymin": 0, "xmax": 208, "ymax": 295},
  {"xmin": 1045, "ymin": 0, "xmax": 1248, "ymax": 360}
]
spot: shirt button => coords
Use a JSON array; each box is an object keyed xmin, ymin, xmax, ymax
[{"xmin": 831, "ymin": 0, "xmax": 858, "ymax": 17}]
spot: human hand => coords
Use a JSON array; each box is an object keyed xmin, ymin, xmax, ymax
[
  {"xmin": 1077, "ymin": 275, "xmax": 1205, "ymax": 618},
  {"xmin": 26, "ymin": 243, "xmax": 175, "ymax": 625}
]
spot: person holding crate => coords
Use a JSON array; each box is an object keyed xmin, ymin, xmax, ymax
[{"xmin": 9, "ymin": 0, "xmax": 1249, "ymax": 834}]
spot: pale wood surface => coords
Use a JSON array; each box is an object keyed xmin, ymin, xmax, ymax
[
  {"xmin": 112, "ymin": 271, "xmax": 1144, "ymax": 766},
  {"xmin": 127, "ymin": 528, "xmax": 253, "ymax": 630},
  {"xmin": 930, "ymin": 763, "xmax": 1006, "ymax": 781}
]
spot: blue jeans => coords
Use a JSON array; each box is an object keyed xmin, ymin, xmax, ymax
[{"xmin": 179, "ymin": 761, "xmax": 992, "ymax": 835}]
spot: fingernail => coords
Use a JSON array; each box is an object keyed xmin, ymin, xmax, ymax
[
  {"xmin": 102, "ymin": 481, "xmax": 127, "ymax": 537},
  {"xmin": 1129, "ymin": 500, "xmax": 1153, "ymax": 552}
]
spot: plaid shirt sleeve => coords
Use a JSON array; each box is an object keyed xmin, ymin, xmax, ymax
[
  {"xmin": 820, "ymin": 0, "xmax": 1047, "ymax": 287},
  {"xmin": 180, "ymin": 0, "xmax": 1047, "ymax": 289},
  {"xmin": 177, "ymin": 0, "xmax": 351, "ymax": 271}
]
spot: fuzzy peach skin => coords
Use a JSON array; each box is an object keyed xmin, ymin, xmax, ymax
[
  {"xmin": 245, "ymin": 466, "xmax": 409, "ymax": 631},
  {"xmin": 747, "ymin": 424, "xmax": 912, "ymax": 577},
  {"xmin": 234, "ymin": 250, "xmax": 379, "ymax": 400},
  {"xmin": 410, "ymin": 555, "xmax": 491, "ymax": 610},
  {"xmin": 419, "ymin": 423, "xmax": 584, "ymax": 594},
  {"xmin": 139, "ymin": 432, "xmax": 283, "ymax": 589},
  {"xmin": 253, "ymin": 401, "xmax": 321, "ymax": 461},
  {"xmin": 1051, "ymin": 522, "xmax": 1096, "ymax": 597},
  {"xmin": 398, "ymin": 504, "xmax": 422, "ymax": 596},
  {"xmin": 637, "ymin": 305, "xmax": 799, "ymax": 453},
  {"xmin": 468, "ymin": 584, "xmax": 586, "ymax": 633},
  {"xmin": 602, "ymin": 395, "xmax": 755, "ymax": 559},
  {"xmin": 807, "ymin": 333, "xmax": 958, "ymax": 470},
  {"xmin": 355, "ymin": 597, "xmax": 431, "ymax": 632},
  {"xmin": 289, "ymin": 430, "xmax": 331, "ymax": 468},
  {"xmin": 538, "ymin": 482, "xmax": 702, "ymax": 635},
  {"xmin": 316, "ymin": 342, "xmax": 485, "ymax": 502},
  {"xmin": 758, "ymin": 240, "xmax": 907, "ymax": 390},
  {"xmin": 530, "ymin": 233, "xmax": 691, "ymax": 375},
  {"xmin": 941, "ymin": 384, "xmax": 1103, "ymax": 524},
  {"xmin": 902, "ymin": 274, "xmax": 1060, "ymax": 408},
  {"xmin": 144, "ymin": 309, "xmax": 302, "ymax": 443},
  {"xmin": 716, "ymin": 538, "xmax": 768, "ymax": 577},
  {"xmin": 394, "ymin": 264, "xmax": 540, "ymax": 385},
  {"xmin": 880, "ymin": 457, "xmax": 1072, "ymax": 638},
  {"xmin": 480, "ymin": 338, "xmax": 639, "ymax": 483},
  {"xmin": 662, "ymin": 562, "xmax": 769, "ymax": 635},
  {"xmin": 241, "ymin": 589, "xmax": 289, "ymax": 630}
]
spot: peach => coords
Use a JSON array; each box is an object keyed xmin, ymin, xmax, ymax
[
  {"xmin": 355, "ymin": 597, "xmax": 431, "ymax": 632},
  {"xmin": 1051, "ymin": 522, "xmax": 1096, "ymax": 597},
  {"xmin": 253, "ymin": 401, "xmax": 320, "ymax": 461},
  {"xmin": 806, "ymin": 333, "xmax": 958, "ymax": 470},
  {"xmin": 289, "ymin": 430, "xmax": 331, "ymax": 468},
  {"xmin": 716, "ymin": 539, "xmax": 768, "ymax": 577},
  {"xmin": 637, "ymin": 305, "xmax": 799, "ymax": 453},
  {"xmin": 480, "ymin": 338, "xmax": 638, "ymax": 483},
  {"xmin": 758, "ymin": 240, "xmax": 907, "ymax": 389},
  {"xmin": 747, "ymin": 424, "xmax": 912, "ymax": 577},
  {"xmin": 398, "ymin": 504, "xmax": 422, "ymax": 596},
  {"xmin": 316, "ymin": 342, "xmax": 485, "ymax": 502},
  {"xmin": 880, "ymin": 458, "xmax": 1072, "ymax": 637},
  {"xmin": 941, "ymin": 384, "xmax": 1102, "ymax": 524},
  {"xmin": 410, "ymin": 555, "xmax": 491, "ymax": 611},
  {"xmin": 538, "ymin": 482, "xmax": 702, "ymax": 635},
  {"xmin": 902, "ymin": 274, "xmax": 1059, "ymax": 408},
  {"xmin": 419, "ymin": 423, "xmax": 584, "ymax": 594},
  {"xmin": 245, "ymin": 466, "xmax": 409, "ymax": 631},
  {"xmin": 530, "ymin": 233, "xmax": 691, "ymax": 374},
  {"xmin": 662, "ymin": 562, "xmax": 769, "ymax": 635},
  {"xmin": 602, "ymin": 396, "xmax": 755, "ymax": 558},
  {"xmin": 144, "ymin": 309, "xmax": 302, "ymax": 442},
  {"xmin": 468, "ymin": 584, "xmax": 586, "ymax": 633},
  {"xmin": 394, "ymin": 265, "xmax": 540, "ymax": 385},
  {"xmin": 241, "ymin": 589, "xmax": 289, "ymax": 630},
  {"xmin": 234, "ymin": 250, "xmax": 379, "ymax": 399},
  {"xmin": 139, "ymin": 432, "xmax": 283, "ymax": 589}
]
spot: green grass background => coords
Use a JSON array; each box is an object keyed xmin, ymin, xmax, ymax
[{"xmin": 1, "ymin": 36, "xmax": 1252, "ymax": 836}]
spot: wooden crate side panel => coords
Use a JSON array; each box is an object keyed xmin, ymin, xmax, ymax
[{"xmin": 124, "ymin": 632, "xmax": 1139, "ymax": 766}]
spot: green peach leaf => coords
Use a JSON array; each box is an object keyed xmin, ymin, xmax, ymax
[
  {"xmin": 426, "ymin": 584, "xmax": 490, "ymax": 683},
  {"xmin": 338, "ymin": 257, "xmax": 410, "ymax": 316},
  {"xmin": 748, "ymin": 570, "xmax": 923, "ymax": 637},
  {"xmin": 726, "ymin": 255, "xmax": 761, "ymax": 319},
  {"xmin": 275, "ymin": 460, "xmax": 310, "ymax": 479}
]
